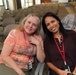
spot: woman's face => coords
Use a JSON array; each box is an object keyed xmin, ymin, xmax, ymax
[
  {"xmin": 45, "ymin": 16, "xmax": 59, "ymax": 34},
  {"xmin": 24, "ymin": 16, "xmax": 39, "ymax": 35}
]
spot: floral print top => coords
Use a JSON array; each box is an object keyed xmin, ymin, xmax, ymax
[{"xmin": 0, "ymin": 29, "xmax": 43, "ymax": 69}]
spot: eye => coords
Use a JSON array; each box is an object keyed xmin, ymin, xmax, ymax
[
  {"xmin": 28, "ymin": 21, "xmax": 31, "ymax": 24},
  {"xmin": 33, "ymin": 23, "xmax": 38, "ymax": 27},
  {"xmin": 51, "ymin": 20, "xmax": 55, "ymax": 23},
  {"xmin": 46, "ymin": 23, "xmax": 50, "ymax": 27}
]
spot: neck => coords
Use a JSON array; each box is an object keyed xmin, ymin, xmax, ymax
[
  {"xmin": 23, "ymin": 31, "xmax": 32, "ymax": 40},
  {"xmin": 53, "ymin": 31, "xmax": 62, "ymax": 40}
]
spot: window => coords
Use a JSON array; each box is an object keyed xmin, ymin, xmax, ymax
[
  {"xmin": 0, "ymin": 0, "xmax": 3, "ymax": 6},
  {"xmin": 3, "ymin": 0, "xmax": 9, "ymax": 9},
  {"xmin": 24, "ymin": 0, "xmax": 33, "ymax": 7}
]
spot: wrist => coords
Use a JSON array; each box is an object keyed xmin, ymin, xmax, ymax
[
  {"xmin": 16, "ymin": 68, "xmax": 22, "ymax": 74},
  {"xmin": 56, "ymin": 69, "xmax": 63, "ymax": 75},
  {"xmin": 73, "ymin": 67, "xmax": 76, "ymax": 73},
  {"xmin": 36, "ymin": 42, "xmax": 41, "ymax": 46},
  {"xmin": 73, "ymin": 70, "xmax": 76, "ymax": 74}
]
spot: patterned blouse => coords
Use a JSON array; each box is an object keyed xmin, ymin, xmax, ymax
[{"xmin": 0, "ymin": 29, "xmax": 43, "ymax": 69}]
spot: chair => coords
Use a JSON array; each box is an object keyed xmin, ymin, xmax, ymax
[
  {"xmin": 2, "ymin": 13, "xmax": 12, "ymax": 20},
  {"xmin": 2, "ymin": 17, "xmax": 15, "ymax": 30},
  {"xmin": 3, "ymin": 24, "xmax": 18, "ymax": 38},
  {"xmin": 14, "ymin": 12, "xmax": 25, "ymax": 23},
  {"xmin": 34, "ymin": 62, "xmax": 45, "ymax": 75},
  {"xmin": 0, "ymin": 24, "xmax": 18, "ymax": 51}
]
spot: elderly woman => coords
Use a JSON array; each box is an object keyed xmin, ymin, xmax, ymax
[{"xmin": 0, "ymin": 13, "xmax": 45, "ymax": 75}]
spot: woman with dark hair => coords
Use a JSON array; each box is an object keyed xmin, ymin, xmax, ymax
[{"xmin": 42, "ymin": 12, "xmax": 76, "ymax": 75}]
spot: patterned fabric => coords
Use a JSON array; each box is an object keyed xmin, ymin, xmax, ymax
[
  {"xmin": 61, "ymin": 13, "xmax": 76, "ymax": 30},
  {"xmin": 0, "ymin": 29, "xmax": 43, "ymax": 69}
]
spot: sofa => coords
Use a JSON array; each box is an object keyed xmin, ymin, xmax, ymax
[{"xmin": 10, "ymin": 3, "xmax": 68, "ymax": 23}]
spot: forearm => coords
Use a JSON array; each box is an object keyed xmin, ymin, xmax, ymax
[
  {"xmin": 47, "ymin": 62, "xmax": 71, "ymax": 75},
  {"xmin": 1, "ymin": 56, "xmax": 23, "ymax": 74},
  {"xmin": 73, "ymin": 66, "xmax": 76, "ymax": 74},
  {"xmin": 47, "ymin": 62, "xmax": 62, "ymax": 74},
  {"xmin": 36, "ymin": 42, "xmax": 45, "ymax": 63}
]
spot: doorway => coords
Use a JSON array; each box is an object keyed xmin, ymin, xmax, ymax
[{"xmin": 16, "ymin": 0, "xmax": 21, "ymax": 9}]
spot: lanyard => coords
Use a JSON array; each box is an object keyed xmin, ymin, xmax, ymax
[
  {"xmin": 54, "ymin": 36, "xmax": 66, "ymax": 64},
  {"xmin": 23, "ymin": 31, "xmax": 34, "ymax": 56}
]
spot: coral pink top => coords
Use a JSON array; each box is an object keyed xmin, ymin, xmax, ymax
[{"xmin": 0, "ymin": 29, "xmax": 43, "ymax": 69}]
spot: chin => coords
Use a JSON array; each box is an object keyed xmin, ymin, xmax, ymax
[
  {"xmin": 52, "ymin": 30, "xmax": 58, "ymax": 34},
  {"xmin": 28, "ymin": 32, "xmax": 34, "ymax": 35}
]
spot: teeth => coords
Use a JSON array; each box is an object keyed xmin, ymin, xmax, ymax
[{"xmin": 51, "ymin": 27, "xmax": 55, "ymax": 31}]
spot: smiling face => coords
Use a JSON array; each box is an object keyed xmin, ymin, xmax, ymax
[
  {"xmin": 45, "ymin": 16, "xmax": 60, "ymax": 34},
  {"xmin": 24, "ymin": 16, "xmax": 39, "ymax": 35}
]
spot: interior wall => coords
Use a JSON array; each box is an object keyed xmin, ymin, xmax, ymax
[
  {"xmin": 35, "ymin": 0, "xmax": 41, "ymax": 4},
  {"xmin": 0, "ymin": 6, "xmax": 5, "ymax": 16},
  {"xmin": 8, "ymin": 0, "xmax": 14, "ymax": 10},
  {"xmin": 58, "ymin": 0, "xmax": 68, "ymax": 2},
  {"xmin": 20, "ymin": 0, "xmax": 23, "ymax": 8}
]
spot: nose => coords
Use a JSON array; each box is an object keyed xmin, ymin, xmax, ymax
[
  {"xmin": 49, "ymin": 22, "xmax": 53, "ymax": 27},
  {"xmin": 29, "ymin": 23, "xmax": 33, "ymax": 27}
]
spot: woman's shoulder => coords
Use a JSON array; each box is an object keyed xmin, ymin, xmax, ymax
[
  {"xmin": 10, "ymin": 29, "xmax": 22, "ymax": 34},
  {"xmin": 65, "ymin": 30, "xmax": 76, "ymax": 38},
  {"xmin": 66, "ymin": 30, "xmax": 76, "ymax": 35}
]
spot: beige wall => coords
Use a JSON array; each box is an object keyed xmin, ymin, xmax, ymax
[
  {"xmin": 8, "ymin": 0, "xmax": 15, "ymax": 10},
  {"xmin": 58, "ymin": 0, "xmax": 68, "ymax": 2},
  {"xmin": 0, "ymin": 6, "xmax": 5, "ymax": 16}
]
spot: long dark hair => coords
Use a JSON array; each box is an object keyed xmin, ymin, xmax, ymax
[{"xmin": 42, "ymin": 12, "xmax": 67, "ymax": 43}]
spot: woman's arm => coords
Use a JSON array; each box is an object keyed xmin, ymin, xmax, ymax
[
  {"xmin": 47, "ymin": 62, "xmax": 71, "ymax": 75},
  {"xmin": 29, "ymin": 35, "xmax": 45, "ymax": 63},
  {"xmin": 36, "ymin": 41, "xmax": 45, "ymax": 63},
  {"xmin": 1, "ymin": 44, "xmax": 25, "ymax": 75},
  {"xmin": 72, "ymin": 66, "xmax": 76, "ymax": 75}
]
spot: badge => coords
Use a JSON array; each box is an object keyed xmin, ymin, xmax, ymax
[
  {"xmin": 64, "ymin": 62, "xmax": 70, "ymax": 71},
  {"xmin": 28, "ymin": 61, "xmax": 32, "ymax": 71}
]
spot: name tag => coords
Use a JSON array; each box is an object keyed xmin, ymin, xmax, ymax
[
  {"xmin": 28, "ymin": 61, "xmax": 32, "ymax": 71},
  {"xmin": 64, "ymin": 64, "xmax": 70, "ymax": 71}
]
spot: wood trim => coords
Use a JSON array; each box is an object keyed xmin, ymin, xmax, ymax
[
  {"xmin": 41, "ymin": 0, "xmax": 51, "ymax": 3},
  {"xmin": 13, "ymin": 0, "xmax": 17, "ymax": 10}
]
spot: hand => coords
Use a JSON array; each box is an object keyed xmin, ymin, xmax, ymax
[
  {"xmin": 16, "ymin": 69, "xmax": 25, "ymax": 75},
  {"xmin": 58, "ymin": 70, "xmax": 71, "ymax": 75},
  {"xmin": 18, "ymin": 72, "xmax": 25, "ymax": 75},
  {"xmin": 73, "ymin": 28, "xmax": 76, "ymax": 32},
  {"xmin": 29, "ymin": 36, "xmax": 40, "ymax": 45},
  {"xmin": 73, "ymin": 71, "xmax": 76, "ymax": 75},
  {"xmin": 72, "ymin": 66, "xmax": 76, "ymax": 75}
]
